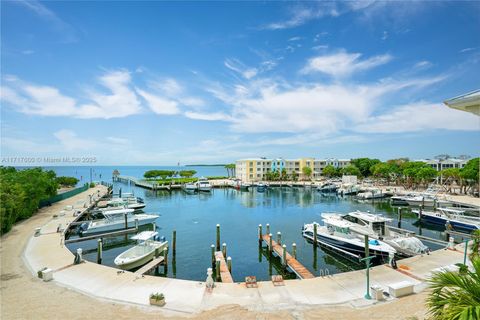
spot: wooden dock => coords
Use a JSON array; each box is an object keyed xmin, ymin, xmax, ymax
[
  {"xmin": 262, "ymin": 234, "xmax": 314, "ymax": 279},
  {"xmin": 134, "ymin": 256, "xmax": 165, "ymax": 275},
  {"xmin": 214, "ymin": 251, "xmax": 234, "ymax": 283}
]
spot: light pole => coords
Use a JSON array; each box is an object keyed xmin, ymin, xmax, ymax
[{"xmin": 360, "ymin": 234, "xmax": 376, "ymax": 300}]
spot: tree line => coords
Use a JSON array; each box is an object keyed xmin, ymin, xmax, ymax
[
  {"xmin": 1, "ymin": 167, "xmax": 59, "ymax": 234},
  {"xmin": 144, "ymin": 170, "xmax": 197, "ymax": 180}
]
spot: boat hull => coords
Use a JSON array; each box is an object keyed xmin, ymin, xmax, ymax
[
  {"xmin": 420, "ymin": 213, "xmax": 479, "ymax": 231},
  {"xmin": 115, "ymin": 242, "xmax": 168, "ymax": 270},
  {"xmin": 81, "ymin": 215, "xmax": 158, "ymax": 236}
]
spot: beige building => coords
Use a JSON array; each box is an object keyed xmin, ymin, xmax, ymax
[{"xmin": 235, "ymin": 157, "xmax": 351, "ymax": 182}]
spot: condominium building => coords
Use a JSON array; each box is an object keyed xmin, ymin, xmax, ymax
[
  {"xmin": 235, "ymin": 157, "xmax": 351, "ymax": 182},
  {"xmin": 420, "ymin": 158, "xmax": 469, "ymax": 171}
]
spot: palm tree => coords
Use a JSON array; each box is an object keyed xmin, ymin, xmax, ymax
[{"xmin": 426, "ymin": 256, "xmax": 480, "ymax": 319}]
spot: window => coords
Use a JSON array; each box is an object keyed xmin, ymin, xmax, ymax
[
  {"xmin": 249, "ymin": 168, "xmax": 253, "ymax": 172},
  {"xmin": 249, "ymin": 162, "xmax": 253, "ymax": 166}
]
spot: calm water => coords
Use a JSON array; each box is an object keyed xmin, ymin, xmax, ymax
[{"xmin": 66, "ymin": 181, "xmax": 450, "ymax": 282}]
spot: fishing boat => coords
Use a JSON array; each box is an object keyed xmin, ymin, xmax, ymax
[
  {"xmin": 79, "ymin": 208, "xmax": 158, "ymax": 236},
  {"xmin": 322, "ymin": 211, "xmax": 429, "ymax": 257},
  {"xmin": 195, "ymin": 177, "xmax": 212, "ymax": 192},
  {"xmin": 317, "ymin": 183, "xmax": 338, "ymax": 193},
  {"xmin": 302, "ymin": 219, "xmax": 396, "ymax": 261},
  {"xmin": 338, "ymin": 184, "xmax": 360, "ymax": 196},
  {"xmin": 114, "ymin": 231, "xmax": 168, "ymax": 270},
  {"xmin": 404, "ymin": 194, "xmax": 437, "ymax": 207},
  {"xmin": 412, "ymin": 207, "xmax": 480, "ymax": 231},
  {"xmin": 390, "ymin": 194, "xmax": 415, "ymax": 206}
]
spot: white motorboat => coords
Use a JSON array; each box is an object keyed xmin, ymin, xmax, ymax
[
  {"xmin": 106, "ymin": 197, "xmax": 146, "ymax": 210},
  {"xmin": 356, "ymin": 188, "xmax": 386, "ymax": 200},
  {"xmin": 114, "ymin": 231, "xmax": 168, "ymax": 270},
  {"xmin": 322, "ymin": 211, "xmax": 428, "ymax": 257},
  {"xmin": 302, "ymin": 219, "xmax": 396, "ymax": 261},
  {"xmin": 317, "ymin": 183, "xmax": 338, "ymax": 193},
  {"xmin": 79, "ymin": 208, "xmax": 158, "ymax": 236},
  {"xmin": 412, "ymin": 207, "xmax": 480, "ymax": 232},
  {"xmin": 183, "ymin": 183, "xmax": 197, "ymax": 193},
  {"xmin": 404, "ymin": 194, "xmax": 437, "ymax": 207},
  {"xmin": 338, "ymin": 184, "xmax": 360, "ymax": 196},
  {"xmin": 195, "ymin": 177, "xmax": 212, "ymax": 192}
]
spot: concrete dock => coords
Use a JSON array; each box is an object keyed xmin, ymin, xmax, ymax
[{"xmin": 16, "ymin": 184, "xmax": 473, "ymax": 317}]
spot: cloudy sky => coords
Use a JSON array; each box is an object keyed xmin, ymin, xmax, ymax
[{"xmin": 1, "ymin": 1, "xmax": 479, "ymax": 165}]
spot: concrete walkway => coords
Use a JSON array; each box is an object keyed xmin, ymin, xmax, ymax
[{"xmin": 19, "ymin": 185, "xmax": 469, "ymax": 317}]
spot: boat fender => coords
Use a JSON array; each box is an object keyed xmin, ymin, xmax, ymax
[{"xmin": 390, "ymin": 257, "xmax": 397, "ymax": 269}]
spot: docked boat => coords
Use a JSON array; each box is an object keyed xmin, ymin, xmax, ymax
[
  {"xmin": 317, "ymin": 183, "xmax": 338, "ymax": 193},
  {"xmin": 356, "ymin": 188, "xmax": 386, "ymax": 200},
  {"xmin": 256, "ymin": 182, "xmax": 267, "ymax": 192},
  {"xmin": 79, "ymin": 208, "xmax": 158, "ymax": 236},
  {"xmin": 404, "ymin": 194, "xmax": 437, "ymax": 207},
  {"xmin": 413, "ymin": 207, "xmax": 480, "ymax": 232},
  {"xmin": 195, "ymin": 177, "xmax": 212, "ymax": 192},
  {"xmin": 106, "ymin": 197, "xmax": 146, "ymax": 210},
  {"xmin": 183, "ymin": 182, "xmax": 197, "ymax": 193},
  {"xmin": 302, "ymin": 220, "xmax": 396, "ymax": 261},
  {"xmin": 390, "ymin": 194, "xmax": 416, "ymax": 206},
  {"xmin": 338, "ymin": 184, "xmax": 360, "ymax": 196},
  {"xmin": 322, "ymin": 211, "xmax": 429, "ymax": 257},
  {"xmin": 114, "ymin": 231, "xmax": 168, "ymax": 270}
]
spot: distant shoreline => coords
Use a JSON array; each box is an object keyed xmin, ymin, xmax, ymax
[{"xmin": 185, "ymin": 164, "xmax": 227, "ymax": 167}]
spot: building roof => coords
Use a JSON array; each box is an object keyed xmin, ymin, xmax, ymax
[{"xmin": 444, "ymin": 89, "xmax": 480, "ymax": 116}]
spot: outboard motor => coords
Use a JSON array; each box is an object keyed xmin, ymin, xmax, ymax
[{"xmin": 78, "ymin": 222, "xmax": 89, "ymax": 234}]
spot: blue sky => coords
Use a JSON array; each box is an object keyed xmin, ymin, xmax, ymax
[{"xmin": 1, "ymin": 1, "xmax": 479, "ymax": 165}]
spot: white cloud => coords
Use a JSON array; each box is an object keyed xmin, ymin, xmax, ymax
[
  {"xmin": 136, "ymin": 88, "xmax": 180, "ymax": 115},
  {"xmin": 413, "ymin": 60, "xmax": 432, "ymax": 69},
  {"xmin": 460, "ymin": 47, "xmax": 476, "ymax": 53},
  {"xmin": 262, "ymin": 5, "xmax": 339, "ymax": 30},
  {"xmin": 382, "ymin": 31, "xmax": 389, "ymax": 40},
  {"xmin": 302, "ymin": 51, "xmax": 392, "ymax": 77},
  {"xmin": 53, "ymin": 129, "xmax": 98, "ymax": 151},
  {"xmin": 1, "ymin": 70, "xmax": 142, "ymax": 119},
  {"xmin": 312, "ymin": 45, "xmax": 329, "ymax": 50},
  {"xmin": 148, "ymin": 78, "xmax": 183, "ymax": 96},
  {"xmin": 354, "ymin": 103, "xmax": 480, "ymax": 133},
  {"xmin": 224, "ymin": 58, "xmax": 258, "ymax": 79},
  {"xmin": 184, "ymin": 111, "xmax": 232, "ymax": 121},
  {"xmin": 288, "ymin": 36, "xmax": 302, "ymax": 41}
]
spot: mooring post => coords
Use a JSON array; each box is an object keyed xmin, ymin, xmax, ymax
[
  {"xmin": 398, "ymin": 208, "xmax": 402, "ymax": 228},
  {"xmin": 258, "ymin": 224, "xmax": 262, "ymax": 242},
  {"xmin": 277, "ymin": 231, "xmax": 282, "ymax": 245},
  {"xmin": 215, "ymin": 259, "xmax": 221, "ymax": 281},
  {"xmin": 124, "ymin": 213, "xmax": 128, "ymax": 229},
  {"xmin": 266, "ymin": 223, "xmax": 270, "ymax": 235},
  {"xmin": 134, "ymin": 218, "xmax": 138, "ymax": 230},
  {"xmin": 222, "ymin": 243, "xmax": 227, "ymax": 258},
  {"xmin": 282, "ymin": 244, "xmax": 287, "ymax": 267},
  {"xmin": 210, "ymin": 244, "xmax": 215, "ymax": 264},
  {"xmin": 227, "ymin": 256, "xmax": 232, "ymax": 273},
  {"xmin": 97, "ymin": 239, "xmax": 103, "ymax": 264},
  {"xmin": 216, "ymin": 224, "xmax": 221, "ymax": 251},
  {"xmin": 269, "ymin": 233, "xmax": 273, "ymax": 254},
  {"xmin": 292, "ymin": 243, "xmax": 297, "ymax": 259},
  {"xmin": 313, "ymin": 223, "xmax": 318, "ymax": 247},
  {"xmin": 172, "ymin": 230, "xmax": 176, "ymax": 256},
  {"xmin": 163, "ymin": 247, "xmax": 168, "ymax": 266}
]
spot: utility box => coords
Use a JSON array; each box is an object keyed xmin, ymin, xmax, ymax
[
  {"xmin": 370, "ymin": 285, "xmax": 384, "ymax": 301},
  {"xmin": 388, "ymin": 281, "xmax": 414, "ymax": 298},
  {"xmin": 41, "ymin": 268, "xmax": 53, "ymax": 282}
]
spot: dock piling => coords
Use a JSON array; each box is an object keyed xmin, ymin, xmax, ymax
[
  {"xmin": 268, "ymin": 233, "xmax": 273, "ymax": 253},
  {"xmin": 266, "ymin": 223, "xmax": 270, "ymax": 235},
  {"xmin": 97, "ymin": 239, "xmax": 103, "ymax": 264},
  {"xmin": 163, "ymin": 247, "xmax": 168, "ymax": 271},
  {"xmin": 227, "ymin": 256, "xmax": 232, "ymax": 273},
  {"xmin": 258, "ymin": 224, "xmax": 262, "ymax": 242},
  {"xmin": 277, "ymin": 231, "xmax": 282, "ymax": 245},
  {"xmin": 172, "ymin": 230, "xmax": 176, "ymax": 256},
  {"xmin": 211, "ymin": 244, "xmax": 215, "ymax": 264},
  {"xmin": 124, "ymin": 213, "xmax": 128, "ymax": 229},
  {"xmin": 222, "ymin": 243, "xmax": 227, "ymax": 258},
  {"xmin": 282, "ymin": 244, "xmax": 287, "ymax": 267},
  {"xmin": 292, "ymin": 243, "xmax": 297, "ymax": 259},
  {"xmin": 215, "ymin": 259, "xmax": 221, "ymax": 281},
  {"xmin": 134, "ymin": 218, "xmax": 138, "ymax": 230},
  {"xmin": 216, "ymin": 224, "xmax": 221, "ymax": 251},
  {"xmin": 313, "ymin": 223, "xmax": 318, "ymax": 247}
]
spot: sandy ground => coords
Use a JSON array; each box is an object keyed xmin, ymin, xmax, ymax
[{"xmin": 0, "ymin": 188, "xmax": 430, "ymax": 320}]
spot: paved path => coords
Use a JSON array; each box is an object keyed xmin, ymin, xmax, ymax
[{"xmin": 1, "ymin": 184, "xmax": 470, "ymax": 319}]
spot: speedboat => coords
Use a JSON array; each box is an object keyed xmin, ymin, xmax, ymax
[
  {"xmin": 195, "ymin": 177, "xmax": 212, "ymax": 192},
  {"xmin": 317, "ymin": 183, "xmax": 338, "ymax": 193},
  {"xmin": 322, "ymin": 211, "xmax": 428, "ymax": 257},
  {"xmin": 114, "ymin": 231, "xmax": 168, "ymax": 270},
  {"xmin": 412, "ymin": 207, "xmax": 480, "ymax": 232},
  {"xmin": 79, "ymin": 208, "xmax": 158, "ymax": 236},
  {"xmin": 338, "ymin": 184, "xmax": 360, "ymax": 196},
  {"xmin": 302, "ymin": 219, "xmax": 396, "ymax": 261}
]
